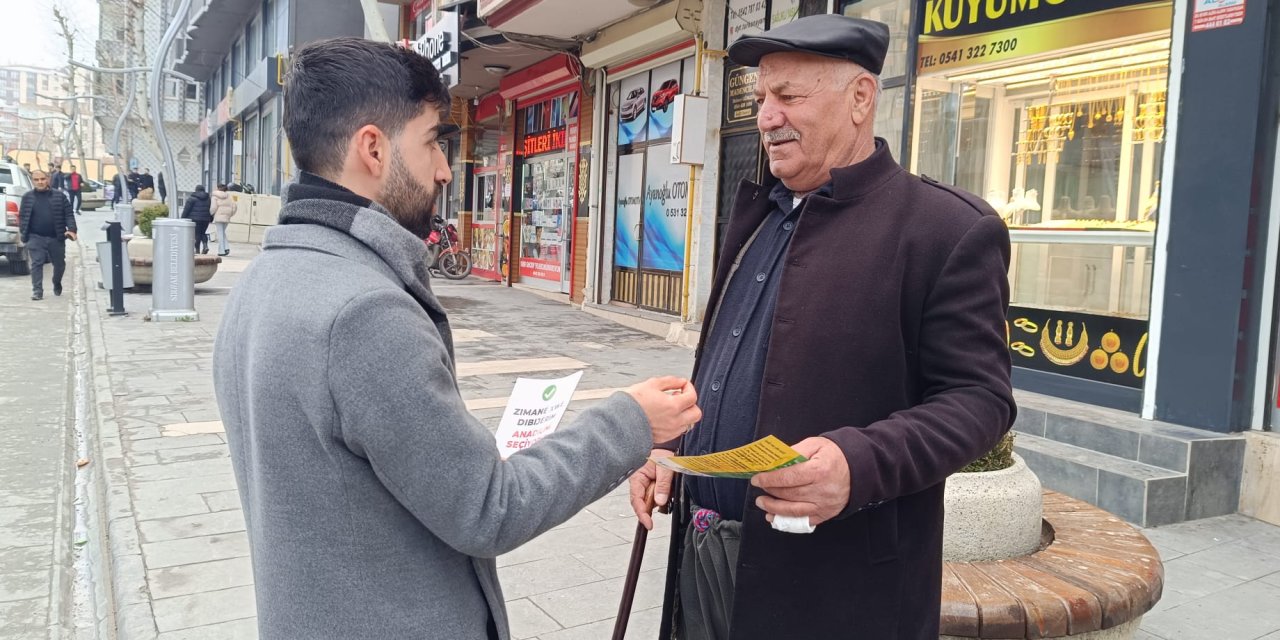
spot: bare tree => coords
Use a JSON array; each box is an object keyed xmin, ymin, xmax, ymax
[{"xmin": 53, "ymin": 4, "xmax": 88, "ymax": 169}]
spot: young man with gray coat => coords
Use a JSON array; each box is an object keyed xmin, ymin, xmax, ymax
[{"xmin": 211, "ymin": 38, "xmax": 701, "ymax": 639}]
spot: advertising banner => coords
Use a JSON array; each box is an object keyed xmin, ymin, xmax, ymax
[
  {"xmin": 917, "ymin": 0, "xmax": 1172, "ymax": 74},
  {"xmin": 1191, "ymin": 0, "xmax": 1246, "ymax": 31},
  {"xmin": 613, "ymin": 153, "xmax": 644, "ymax": 269},
  {"xmin": 617, "ymin": 74, "xmax": 649, "ymax": 146},
  {"xmin": 642, "ymin": 144, "xmax": 689, "ymax": 272},
  {"xmin": 727, "ymin": 0, "xmax": 767, "ymax": 41},
  {"xmin": 647, "ymin": 61, "xmax": 683, "ymax": 140},
  {"xmin": 1006, "ymin": 306, "xmax": 1149, "ymax": 389}
]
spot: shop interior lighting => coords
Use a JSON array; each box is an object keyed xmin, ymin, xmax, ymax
[
  {"xmin": 996, "ymin": 52, "xmax": 1171, "ymax": 89},
  {"xmin": 1004, "ymin": 63, "xmax": 1169, "ymax": 91},
  {"xmin": 946, "ymin": 38, "xmax": 1171, "ymax": 85}
]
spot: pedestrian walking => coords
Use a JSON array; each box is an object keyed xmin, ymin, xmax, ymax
[
  {"xmin": 65, "ymin": 165, "xmax": 83, "ymax": 213},
  {"xmin": 157, "ymin": 171, "xmax": 167, "ymax": 202},
  {"xmin": 630, "ymin": 15, "xmax": 1015, "ymax": 640},
  {"xmin": 48, "ymin": 164, "xmax": 64, "ymax": 193},
  {"xmin": 18, "ymin": 170, "xmax": 77, "ymax": 300},
  {"xmin": 211, "ymin": 37, "xmax": 703, "ymax": 640},
  {"xmin": 111, "ymin": 173, "xmax": 125, "ymax": 206},
  {"xmin": 126, "ymin": 169, "xmax": 140, "ymax": 200},
  {"xmin": 180, "ymin": 184, "xmax": 213, "ymax": 254},
  {"xmin": 139, "ymin": 169, "xmax": 155, "ymax": 192},
  {"xmin": 210, "ymin": 183, "xmax": 236, "ymax": 256}
]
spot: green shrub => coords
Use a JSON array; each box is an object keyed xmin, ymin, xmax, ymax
[
  {"xmin": 136, "ymin": 204, "xmax": 170, "ymax": 238},
  {"xmin": 959, "ymin": 431, "xmax": 1016, "ymax": 473}
]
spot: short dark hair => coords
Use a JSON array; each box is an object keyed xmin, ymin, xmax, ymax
[
  {"xmin": 284, "ymin": 37, "xmax": 452, "ymax": 177},
  {"xmin": 216, "ymin": 183, "xmax": 227, "ymax": 190}
]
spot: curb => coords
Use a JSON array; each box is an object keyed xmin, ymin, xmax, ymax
[{"xmin": 75, "ymin": 238, "xmax": 160, "ymax": 640}]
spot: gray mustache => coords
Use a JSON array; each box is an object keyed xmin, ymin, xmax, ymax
[{"xmin": 765, "ymin": 129, "xmax": 801, "ymax": 144}]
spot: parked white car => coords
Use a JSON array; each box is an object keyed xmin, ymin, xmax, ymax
[{"xmin": 0, "ymin": 162, "xmax": 32, "ymax": 275}]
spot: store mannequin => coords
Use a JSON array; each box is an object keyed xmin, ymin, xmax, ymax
[
  {"xmin": 1096, "ymin": 195, "xmax": 1115, "ymax": 220},
  {"xmin": 1056, "ymin": 196, "xmax": 1077, "ymax": 219},
  {"xmin": 1080, "ymin": 195, "xmax": 1097, "ymax": 218}
]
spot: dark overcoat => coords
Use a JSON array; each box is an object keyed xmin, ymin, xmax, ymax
[{"xmin": 659, "ymin": 141, "xmax": 1017, "ymax": 639}]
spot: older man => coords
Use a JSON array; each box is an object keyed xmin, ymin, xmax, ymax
[
  {"xmin": 19, "ymin": 170, "xmax": 77, "ymax": 300},
  {"xmin": 630, "ymin": 14, "xmax": 1015, "ymax": 639}
]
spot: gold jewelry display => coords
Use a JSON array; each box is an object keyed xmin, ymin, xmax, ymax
[
  {"xmin": 1010, "ymin": 341, "xmax": 1036, "ymax": 358},
  {"xmin": 1041, "ymin": 322, "xmax": 1089, "ymax": 366},
  {"xmin": 1132, "ymin": 333, "xmax": 1148, "ymax": 378}
]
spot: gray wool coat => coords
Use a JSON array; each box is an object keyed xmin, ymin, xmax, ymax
[{"xmin": 212, "ymin": 177, "xmax": 651, "ymax": 639}]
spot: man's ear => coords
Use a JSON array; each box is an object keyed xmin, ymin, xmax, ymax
[
  {"xmin": 352, "ymin": 124, "xmax": 389, "ymax": 178},
  {"xmin": 850, "ymin": 74, "xmax": 877, "ymax": 127}
]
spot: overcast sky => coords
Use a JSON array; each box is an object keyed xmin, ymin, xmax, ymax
[{"xmin": 0, "ymin": 0, "xmax": 101, "ymax": 68}]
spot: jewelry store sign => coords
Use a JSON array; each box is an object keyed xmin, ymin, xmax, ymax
[
  {"xmin": 917, "ymin": 0, "xmax": 1173, "ymax": 73},
  {"xmin": 1191, "ymin": 0, "xmax": 1245, "ymax": 31}
]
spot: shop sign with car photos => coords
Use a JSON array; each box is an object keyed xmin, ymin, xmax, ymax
[{"xmin": 1006, "ymin": 306, "xmax": 1148, "ymax": 388}]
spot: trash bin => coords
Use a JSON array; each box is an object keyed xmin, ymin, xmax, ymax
[{"xmin": 97, "ymin": 239, "xmax": 134, "ymax": 289}]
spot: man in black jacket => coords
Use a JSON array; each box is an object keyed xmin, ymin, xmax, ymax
[{"xmin": 20, "ymin": 171, "xmax": 78, "ymax": 300}]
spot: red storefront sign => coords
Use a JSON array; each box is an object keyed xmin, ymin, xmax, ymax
[
  {"xmin": 519, "ymin": 257, "xmax": 562, "ymax": 281},
  {"xmin": 521, "ymin": 128, "xmax": 566, "ymax": 156}
]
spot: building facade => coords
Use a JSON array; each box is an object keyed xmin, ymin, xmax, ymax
[
  {"xmin": 1, "ymin": 64, "xmax": 109, "ymax": 177},
  {"xmin": 176, "ymin": 0, "xmax": 372, "ymax": 196}
]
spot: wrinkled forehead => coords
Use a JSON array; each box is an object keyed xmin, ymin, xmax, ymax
[{"xmin": 758, "ymin": 51, "xmax": 841, "ymax": 77}]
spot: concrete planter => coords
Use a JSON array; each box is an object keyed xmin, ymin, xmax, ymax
[
  {"xmin": 126, "ymin": 236, "xmax": 219, "ymax": 286},
  {"xmin": 943, "ymin": 453, "xmax": 1042, "ymax": 562}
]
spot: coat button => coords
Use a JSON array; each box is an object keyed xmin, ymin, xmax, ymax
[
  {"xmin": 783, "ymin": 221, "xmax": 794, "ymax": 231},
  {"xmin": 732, "ymin": 327, "xmax": 742, "ymax": 337},
  {"xmin": 711, "ymin": 380, "xmax": 721, "ymax": 392},
  {"xmin": 755, "ymin": 273, "xmax": 766, "ymax": 283}
]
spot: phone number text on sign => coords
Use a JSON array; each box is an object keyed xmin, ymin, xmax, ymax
[{"xmin": 919, "ymin": 38, "xmax": 1019, "ymax": 70}]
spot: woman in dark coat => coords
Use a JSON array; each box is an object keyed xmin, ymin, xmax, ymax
[{"xmin": 181, "ymin": 185, "xmax": 214, "ymax": 254}]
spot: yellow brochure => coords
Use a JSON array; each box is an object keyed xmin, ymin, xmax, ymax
[{"xmin": 652, "ymin": 435, "xmax": 807, "ymax": 478}]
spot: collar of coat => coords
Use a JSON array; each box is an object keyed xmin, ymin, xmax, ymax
[
  {"xmin": 771, "ymin": 137, "xmax": 901, "ymax": 202},
  {"xmin": 278, "ymin": 172, "xmax": 444, "ymax": 319}
]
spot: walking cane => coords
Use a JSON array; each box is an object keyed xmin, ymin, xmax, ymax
[{"xmin": 612, "ymin": 482, "xmax": 668, "ymax": 640}]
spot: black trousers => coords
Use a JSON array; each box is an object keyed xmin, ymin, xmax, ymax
[
  {"xmin": 193, "ymin": 221, "xmax": 210, "ymax": 252},
  {"xmin": 27, "ymin": 234, "xmax": 66, "ymax": 296},
  {"xmin": 66, "ymin": 189, "xmax": 82, "ymax": 212}
]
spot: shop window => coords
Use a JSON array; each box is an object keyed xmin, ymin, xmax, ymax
[
  {"xmin": 841, "ymin": 0, "xmax": 911, "ymax": 80},
  {"xmin": 608, "ymin": 58, "xmax": 695, "ymax": 314},
  {"xmin": 911, "ymin": 0, "xmax": 1173, "ymax": 390}
]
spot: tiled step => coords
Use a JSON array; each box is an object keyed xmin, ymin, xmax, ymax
[
  {"xmin": 1014, "ymin": 433, "xmax": 1187, "ymax": 527},
  {"xmin": 1011, "ymin": 389, "xmax": 1246, "ymax": 525}
]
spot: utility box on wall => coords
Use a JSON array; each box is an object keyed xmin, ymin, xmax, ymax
[{"xmin": 671, "ymin": 94, "xmax": 709, "ymax": 165}]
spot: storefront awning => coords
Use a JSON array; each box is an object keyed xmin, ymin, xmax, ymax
[{"xmin": 479, "ymin": 0, "xmax": 653, "ymax": 40}]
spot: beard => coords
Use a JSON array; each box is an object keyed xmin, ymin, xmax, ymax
[{"xmin": 378, "ymin": 147, "xmax": 439, "ymax": 239}]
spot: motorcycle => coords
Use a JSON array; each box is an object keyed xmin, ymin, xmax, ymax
[{"xmin": 425, "ymin": 215, "xmax": 473, "ymax": 280}]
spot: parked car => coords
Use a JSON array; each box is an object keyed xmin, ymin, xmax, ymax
[
  {"xmin": 620, "ymin": 87, "xmax": 647, "ymax": 122},
  {"xmin": 0, "ymin": 162, "xmax": 33, "ymax": 275},
  {"xmin": 650, "ymin": 79, "xmax": 680, "ymax": 113}
]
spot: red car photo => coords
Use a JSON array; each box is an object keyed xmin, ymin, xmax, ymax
[{"xmin": 650, "ymin": 79, "xmax": 680, "ymax": 113}]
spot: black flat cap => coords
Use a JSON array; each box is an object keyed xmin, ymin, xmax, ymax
[{"xmin": 727, "ymin": 14, "xmax": 890, "ymax": 74}]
